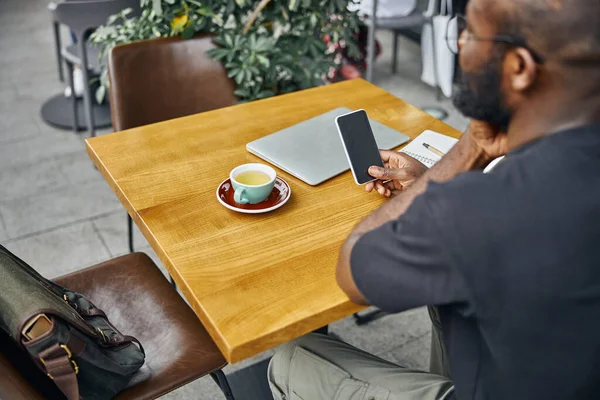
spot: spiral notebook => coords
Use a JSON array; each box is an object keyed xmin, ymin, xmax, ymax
[{"xmin": 401, "ymin": 130, "xmax": 459, "ymax": 167}]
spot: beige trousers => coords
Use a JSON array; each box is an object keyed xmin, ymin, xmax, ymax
[{"xmin": 268, "ymin": 307, "xmax": 453, "ymax": 400}]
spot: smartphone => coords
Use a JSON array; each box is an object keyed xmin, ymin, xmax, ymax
[{"xmin": 335, "ymin": 109, "xmax": 384, "ymax": 185}]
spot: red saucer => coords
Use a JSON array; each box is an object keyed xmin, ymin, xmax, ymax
[{"xmin": 216, "ymin": 177, "xmax": 291, "ymax": 214}]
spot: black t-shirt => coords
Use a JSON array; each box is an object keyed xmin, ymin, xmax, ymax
[{"xmin": 351, "ymin": 124, "xmax": 600, "ymax": 400}]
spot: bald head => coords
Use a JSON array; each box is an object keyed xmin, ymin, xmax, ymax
[{"xmin": 489, "ymin": 0, "xmax": 600, "ymax": 65}]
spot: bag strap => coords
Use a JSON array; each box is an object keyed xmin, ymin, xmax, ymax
[{"xmin": 39, "ymin": 344, "xmax": 79, "ymax": 400}]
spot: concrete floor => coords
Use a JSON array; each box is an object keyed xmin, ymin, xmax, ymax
[{"xmin": 0, "ymin": 1, "xmax": 468, "ymax": 398}]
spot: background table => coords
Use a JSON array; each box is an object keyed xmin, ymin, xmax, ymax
[{"xmin": 86, "ymin": 79, "xmax": 461, "ymax": 363}]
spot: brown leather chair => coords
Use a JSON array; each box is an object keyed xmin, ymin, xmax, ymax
[
  {"xmin": 0, "ymin": 253, "xmax": 234, "ymax": 399},
  {"xmin": 107, "ymin": 34, "xmax": 237, "ymax": 274},
  {"xmin": 108, "ymin": 34, "xmax": 237, "ymax": 132},
  {"xmin": 0, "ymin": 354, "xmax": 46, "ymax": 400},
  {"xmin": 0, "ymin": 332, "xmax": 55, "ymax": 400}
]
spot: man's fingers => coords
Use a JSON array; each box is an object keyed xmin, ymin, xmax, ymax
[
  {"xmin": 365, "ymin": 182, "xmax": 375, "ymax": 192},
  {"xmin": 368, "ymin": 166, "xmax": 388, "ymax": 179},
  {"xmin": 368, "ymin": 166, "xmax": 408, "ymax": 181},
  {"xmin": 396, "ymin": 152, "xmax": 428, "ymax": 170},
  {"xmin": 378, "ymin": 149, "xmax": 397, "ymax": 163},
  {"xmin": 384, "ymin": 181, "xmax": 398, "ymax": 191}
]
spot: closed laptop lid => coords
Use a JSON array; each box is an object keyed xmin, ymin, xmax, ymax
[{"xmin": 246, "ymin": 107, "xmax": 410, "ymax": 185}]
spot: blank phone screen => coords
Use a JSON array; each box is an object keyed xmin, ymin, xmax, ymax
[{"xmin": 336, "ymin": 110, "xmax": 384, "ymax": 184}]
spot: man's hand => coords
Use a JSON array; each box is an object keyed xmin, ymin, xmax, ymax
[
  {"xmin": 338, "ymin": 123, "xmax": 502, "ymax": 302},
  {"xmin": 365, "ymin": 150, "xmax": 428, "ymax": 197},
  {"xmin": 465, "ymin": 120, "xmax": 509, "ymax": 164}
]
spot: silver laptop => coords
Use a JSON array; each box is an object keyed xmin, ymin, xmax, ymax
[{"xmin": 246, "ymin": 107, "xmax": 410, "ymax": 185}]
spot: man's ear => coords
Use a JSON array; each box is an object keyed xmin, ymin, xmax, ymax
[{"xmin": 506, "ymin": 48, "xmax": 538, "ymax": 92}]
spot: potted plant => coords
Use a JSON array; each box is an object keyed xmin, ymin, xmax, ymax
[{"xmin": 91, "ymin": 0, "xmax": 363, "ymax": 103}]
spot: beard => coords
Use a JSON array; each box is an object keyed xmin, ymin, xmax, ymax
[{"xmin": 452, "ymin": 51, "xmax": 512, "ymax": 132}]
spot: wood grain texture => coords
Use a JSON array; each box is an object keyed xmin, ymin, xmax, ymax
[{"xmin": 86, "ymin": 79, "xmax": 462, "ymax": 363}]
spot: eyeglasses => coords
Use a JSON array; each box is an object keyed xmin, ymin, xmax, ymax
[{"xmin": 445, "ymin": 15, "xmax": 545, "ymax": 64}]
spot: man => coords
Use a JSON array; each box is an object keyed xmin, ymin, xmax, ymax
[{"xmin": 268, "ymin": 0, "xmax": 600, "ymax": 398}]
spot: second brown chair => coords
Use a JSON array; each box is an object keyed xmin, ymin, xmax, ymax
[
  {"xmin": 107, "ymin": 34, "xmax": 237, "ymax": 283},
  {"xmin": 0, "ymin": 253, "xmax": 234, "ymax": 400}
]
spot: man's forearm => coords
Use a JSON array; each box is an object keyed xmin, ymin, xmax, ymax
[
  {"xmin": 336, "ymin": 128, "xmax": 494, "ymax": 304},
  {"xmin": 335, "ymin": 132, "xmax": 488, "ymax": 304},
  {"xmin": 350, "ymin": 132, "xmax": 488, "ymax": 238}
]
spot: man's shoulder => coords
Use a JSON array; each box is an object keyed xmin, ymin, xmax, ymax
[
  {"xmin": 424, "ymin": 166, "xmax": 511, "ymax": 211},
  {"xmin": 417, "ymin": 159, "xmax": 531, "ymax": 242}
]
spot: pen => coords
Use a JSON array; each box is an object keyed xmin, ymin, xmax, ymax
[{"xmin": 423, "ymin": 143, "xmax": 445, "ymax": 157}]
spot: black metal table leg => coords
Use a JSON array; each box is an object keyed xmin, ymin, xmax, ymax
[
  {"xmin": 353, "ymin": 309, "xmax": 389, "ymax": 325},
  {"xmin": 313, "ymin": 325, "xmax": 329, "ymax": 335}
]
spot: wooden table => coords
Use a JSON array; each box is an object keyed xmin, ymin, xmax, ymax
[{"xmin": 86, "ymin": 79, "xmax": 461, "ymax": 363}]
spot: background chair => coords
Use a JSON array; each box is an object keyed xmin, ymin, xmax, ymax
[
  {"xmin": 364, "ymin": 0, "xmax": 431, "ymax": 81},
  {"xmin": 107, "ymin": 34, "xmax": 237, "ymax": 283},
  {"xmin": 1, "ymin": 253, "xmax": 234, "ymax": 399},
  {"xmin": 47, "ymin": 0, "xmax": 141, "ymax": 136}
]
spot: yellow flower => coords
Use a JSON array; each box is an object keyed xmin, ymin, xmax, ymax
[{"xmin": 170, "ymin": 14, "xmax": 189, "ymax": 31}]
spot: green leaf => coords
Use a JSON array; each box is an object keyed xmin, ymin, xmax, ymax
[
  {"xmin": 257, "ymin": 90, "xmax": 275, "ymax": 99},
  {"xmin": 212, "ymin": 36, "xmax": 228, "ymax": 47},
  {"xmin": 95, "ymin": 85, "xmax": 106, "ymax": 105},
  {"xmin": 234, "ymin": 34, "xmax": 243, "ymax": 48},
  {"xmin": 235, "ymin": 0, "xmax": 245, "ymax": 6},
  {"xmin": 206, "ymin": 48, "xmax": 222, "ymax": 57},
  {"xmin": 225, "ymin": 33, "xmax": 234, "ymax": 47},
  {"xmin": 289, "ymin": 0, "xmax": 300, "ymax": 11},
  {"xmin": 234, "ymin": 69, "xmax": 245, "ymax": 84},
  {"xmin": 196, "ymin": 18, "xmax": 208, "ymax": 32},
  {"xmin": 254, "ymin": 37, "xmax": 274, "ymax": 52},
  {"xmin": 257, "ymin": 55, "xmax": 270, "ymax": 67},
  {"xmin": 234, "ymin": 88, "xmax": 250, "ymax": 97},
  {"xmin": 152, "ymin": 0, "xmax": 162, "ymax": 15},
  {"xmin": 228, "ymin": 67, "xmax": 241, "ymax": 78},
  {"xmin": 181, "ymin": 22, "xmax": 195, "ymax": 39},
  {"xmin": 345, "ymin": 40, "xmax": 360, "ymax": 59},
  {"xmin": 107, "ymin": 14, "xmax": 119, "ymax": 25},
  {"xmin": 226, "ymin": 0, "xmax": 236, "ymax": 14}
]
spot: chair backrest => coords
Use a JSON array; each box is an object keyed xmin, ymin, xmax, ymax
[
  {"xmin": 108, "ymin": 35, "xmax": 237, "ymax": 132},
  {"xmin": 50, "ymin": 0, "xmax": 141, "ymax": 40}
]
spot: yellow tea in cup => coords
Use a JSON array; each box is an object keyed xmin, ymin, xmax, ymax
[
  {"xmin": 230, "ymin": 163, "xmax": 276, "ymax": 204},
  {"xmin": 235, "ymin": 171, "xmax": 271, "ymax": 186}
]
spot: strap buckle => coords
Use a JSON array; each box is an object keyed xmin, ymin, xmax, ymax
[
  {"xmin": 97, "ymin": 327, "xmax": 108, "ymax": 343},
  {"xmin": 40, "ymin": 344, "xmax": 79, "ymax": 379}
]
